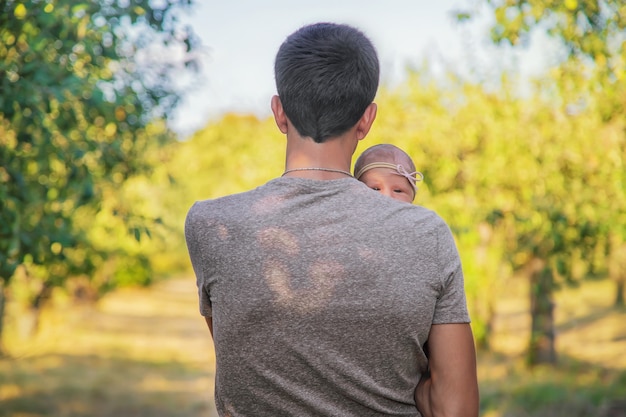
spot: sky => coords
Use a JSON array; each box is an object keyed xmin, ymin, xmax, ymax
[{"xmin": 168, "ymin": 1, "xmax": 551, "ymax": 138}]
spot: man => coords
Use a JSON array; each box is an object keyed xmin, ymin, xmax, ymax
[{"xmin": 185, "ymin": 22, "xmax": 478, "ymax": 417}]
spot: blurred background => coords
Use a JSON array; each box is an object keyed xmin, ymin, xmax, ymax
[{"xmin": 1, "ymin": 1, "xmax": 625, "ymax": 416}]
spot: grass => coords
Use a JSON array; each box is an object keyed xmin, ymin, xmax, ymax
[
  {"xmin": 477, "ymin": 277, "xmax": 626, "ymax": 417},
  {"xmin": 1, "ymin": 277, "xmax": 216, "ymax": 417},
  {"xmin": 1, "ymin": 275, "xmax": 625, "ymax": 416}
]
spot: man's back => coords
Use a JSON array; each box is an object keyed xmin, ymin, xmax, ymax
[{"xmin": 185, "ymin": 177, "xmax": 469, "ymax": 416}]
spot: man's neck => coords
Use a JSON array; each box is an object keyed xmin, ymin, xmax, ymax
[{"xmin": 283, "ymin": 134, "xmax": 357, "ymax": 179}]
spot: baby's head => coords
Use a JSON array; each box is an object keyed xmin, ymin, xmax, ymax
[{"xmin": 354, "ymin": 144, "xmax": 423, "ymax": 203}]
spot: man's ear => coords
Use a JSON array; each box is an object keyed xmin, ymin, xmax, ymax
[
  {"xmin": 271, "ymin": 95, "xmax": 288, "ymax": 134},
  {"xmin": 355, "ymin": 102, "xmax": 377, "ymax": 141}
]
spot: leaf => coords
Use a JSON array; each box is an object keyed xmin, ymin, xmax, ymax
[
  {"xmin": 133, "ymin": 227, "xmax": 141, "ymax": 242},
  {"xmin": 14, "ymin": 4, "xmax": 27, "ymax": 19}
]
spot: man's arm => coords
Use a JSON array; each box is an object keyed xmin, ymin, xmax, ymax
[{"xmin": 415, "ymin": 323, "xmax": 479, "ymax": 417}]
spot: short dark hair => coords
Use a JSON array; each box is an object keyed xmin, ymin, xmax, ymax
[{"xmin": 274, "ymin": 22, "xmax": 379, "ymax": 143}]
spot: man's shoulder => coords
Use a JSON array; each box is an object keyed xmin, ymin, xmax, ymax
[
  {"xmin": 385, "ymin": 203, "xmax": 455, "ymax": 241},
  {"xmin": 186, "ymin": 182, "xmax": 277, "ymax": 220},
  {"xmin": 188, "ymin": 190, "xmax": 254, "ymax": 213},
  {"xmin": 396, "ymin": 202, "xmax": 447, "ymax": 224}
]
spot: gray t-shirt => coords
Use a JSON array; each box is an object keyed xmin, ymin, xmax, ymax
[{"xmin": 185, "ymin": 177, "xmax": 470, "ymax": 417}]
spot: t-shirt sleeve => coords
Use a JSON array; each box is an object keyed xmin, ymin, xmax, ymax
[
  {"xmin": 185, "ymin": 202, "xmax": 213, "ymax": 317},
  {"xmin": 432, "ymin": 221, "xmax": 470, "ymax": 324}
]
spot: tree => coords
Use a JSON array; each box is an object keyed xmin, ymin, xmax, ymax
[
  {"xmin": 459, "ymin": 0, "xmax": 626, "ymax": 364},
  {"xmin": 0, "ymin": 0, "xmax": 199, "ymax": 352}
]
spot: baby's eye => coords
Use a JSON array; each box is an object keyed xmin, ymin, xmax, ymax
[
  {"xmin": 371, "ymin": 187, "xmax": 380, "ymax": 191},
  {"xmin": 393, "ymin": 189, "xmax": 406, "ymax": 194}
]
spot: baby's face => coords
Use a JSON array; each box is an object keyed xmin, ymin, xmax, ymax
[{"xmin": 359, "ymin": 167, "xmax": 414, "ymax": 203}]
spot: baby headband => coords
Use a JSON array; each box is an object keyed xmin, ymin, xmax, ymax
[{"xmin": 354, "ymin": 162, "xmax": 424, "ymax": 191}]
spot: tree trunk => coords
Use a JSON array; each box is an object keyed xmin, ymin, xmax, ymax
[
  {"xmin": 608, "ymin": 235, "xmax": 626, "ymax": 308},
  {"xmin": 616, "ymin": 279, "xmax": 625, "ymax": 307},
  {"xmin": 528, "ymin": 262, "xmax": 556, "ymax": 366},
  {"xmin": 27, "ymin": 281, "xmax": 54, "ymax": 336},
  {"xmin": 0, "ymin": 281, "xmax": 6, "ymax": 357}
]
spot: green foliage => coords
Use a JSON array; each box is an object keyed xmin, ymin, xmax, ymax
[
  {"xmin": 170, "ymin": 114, "xmax": 284, "ymax": 202},
  {"xmin": 0, "ymin": 0, "xmax": 199, "ymax": 322},
  {"xmin": 453, "ymin": 0, "xmax": 626, "ymax": 362},
  {"xmin": 151, "ymin": 114, "xmax": 285, "ymax": 276},
  {"xmin": 478, "ymin": 0, "xmax": 625, "ymax": 68}
]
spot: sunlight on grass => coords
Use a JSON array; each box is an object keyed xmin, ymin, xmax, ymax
[
  {"xmin": 478, "ymin": 277, "xmax": 626, "ymax": 417},
  {"xmin": 0, "ymin": 382, "xmax": 21, "ymax": 402},
  {"xmin": 486, "ymin": 277, "xmax": 626, "ymax": 370},
  {"xmin": 2, "ymin": 277, "xmax": 217, "ymax": 417}
]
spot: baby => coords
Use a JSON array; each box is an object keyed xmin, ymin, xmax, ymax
[{"xmin": 354, "ymin": 144, "xmax": 423, "ymax": 203}]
